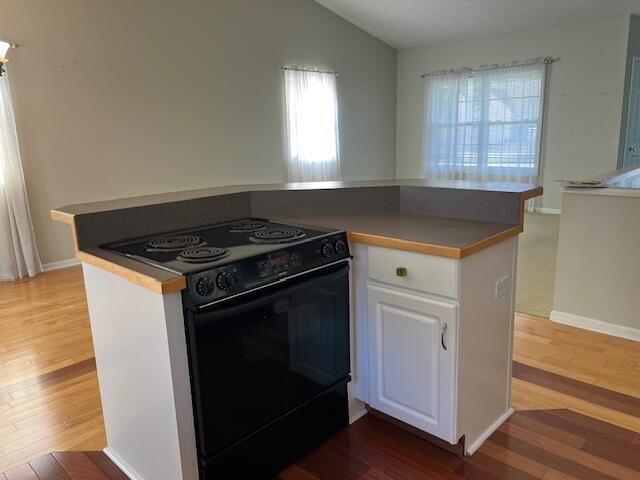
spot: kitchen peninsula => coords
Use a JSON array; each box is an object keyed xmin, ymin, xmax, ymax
[{"xmin": 52, "ymin": 179, "xmax": 542, "ymax": 480}]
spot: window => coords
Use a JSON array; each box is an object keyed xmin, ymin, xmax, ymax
[
  {"xmin": 424, "ymin": 62, "xmax": 546, "ymax": 181},
  {"xmin": 284, "ymin": 68, "xmax": 340, "ymax": 182}
]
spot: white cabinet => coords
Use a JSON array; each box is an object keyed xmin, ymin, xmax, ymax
[
  {"xmin": 353, "ymin": 241, "xmax": 517, "ymax": 454},
  {"xmin": 366, "ymin": 284, "xmax": 457, "ymax": 442}
]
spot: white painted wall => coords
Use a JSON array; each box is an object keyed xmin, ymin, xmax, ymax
[
  {"xmin": 0, "ymin": 0, "xmax": 397, "ymax": 265},
  {"xmin": 552, "ymin": 189, "xmax": 640, "ymax": 341},
  {"xmin": 82, "ymin": 263, "xmax": 198, "ymax": 480},
  {"xmin": 396, "ymin": 16, "xmax": 631, "ymax": 210}
]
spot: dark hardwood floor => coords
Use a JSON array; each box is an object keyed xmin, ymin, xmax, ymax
[
  {"xmin": 1, "ymin": 452, "xmax": 128, "ymax": 480},
  {"xmin": 7, "ymin": 406, "xmax": 640, "ymax": 479},
  {"xmin": 278, "ymin": 409, "xmax": 640, "ymax": 480},
  {"xmin": 3, "ymin": 269, "xmax": 640, "ymax": 479}
]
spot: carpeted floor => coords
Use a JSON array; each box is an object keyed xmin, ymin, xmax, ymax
[{"xmin": 516, "ymin": 212, "xmax": 560, "ymax": 317}]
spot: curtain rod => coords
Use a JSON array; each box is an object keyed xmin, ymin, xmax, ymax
[
  {"xmin": 282, "ymin": 65, "xmax": 339, "ymax": 76},
  {"xmin": 421, "ymin": 56, "xmax": 557, "ymax": 78}
]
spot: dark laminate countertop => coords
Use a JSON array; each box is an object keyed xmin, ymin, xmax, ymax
[
  {"xmin": 278, "ymin": 214, "xmax": 521, "ymax": 259},
  {"xmin": 52, "ymin": 179, "xmax": 539, "ymax": 217},
  {"xmin": 51, "ymin": 179, "xmax": 542, "ymax": 293}
]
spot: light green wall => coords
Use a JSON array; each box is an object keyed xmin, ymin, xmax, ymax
[
  {"xmin": 396, "ymin": 16, "xmax": 630, "ymax": 211},
  {"xmin": 0, "ymin": 0, "xmax": 397, "ymax": 264}
]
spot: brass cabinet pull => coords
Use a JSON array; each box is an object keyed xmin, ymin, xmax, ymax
[
  {"xmin": 441, "ymin": 322, "xmax": 448, "ymax": 350},
  {"xmin": 396, "ymin": 267, "xmax": 407, "ymax": 277}
]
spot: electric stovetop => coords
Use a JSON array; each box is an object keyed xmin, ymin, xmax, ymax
[{"xmin": 103, "ymin": 218, "xmax": 339, "ymax": 275}]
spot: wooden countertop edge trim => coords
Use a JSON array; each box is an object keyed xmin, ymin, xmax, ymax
[
  {"xmin": 51, "ymin": 209, "xmax": 75, "ymax": 225},
  {"xmin": 458, "ymin": 225, "xmax": 523, "ymax": 258},
  {"xmin": 74, "ymin": 225, "xmax": 521, "ymax": 294},
  {"xmin": 519, "ymin": 186, "xmax": 544, "ymax": 223},
  {"xmin": 347, "ymin": 225, "xmax": 522, "ymax": 259},
  {"xmin": 347, "ymin": 232, "xmax": 463, "ymax": 258},
  {"xmin": 72, "ymin": 226, "xmax": 523, "ymax": 293},
  {"xmin": 75, "ymin": 250, "xmax": 187, "ymax": 294},
  {"xmin": 521, "ymin": 186, "xmax": 544, "ymax": 202}
]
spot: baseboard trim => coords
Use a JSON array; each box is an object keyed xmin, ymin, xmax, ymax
[
  {"xmin": 103, "ymin": 448, "xmax": 143, "ymax": 480},
  {"xmin": 349, "ymin": 407, "xmax": 368, "ymax": 425},
  {"xmin": 43, "ymin": 258, "xmax": 80, "ymax": 272},
  {"xmin": 534, "ymin": 207, "xmax": 561, "ymax": 215},
  {"xmin": 465, "ymin": 408, "xmax": 514, "ymax": 456},
  {"xmin": 550, "ymin": 310, "xmax": 640, "ymax": 342}
]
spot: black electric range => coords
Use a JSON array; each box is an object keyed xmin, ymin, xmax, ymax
[
  {"xmin": 104, "ymin": 218, "xmax": 352, "ymax": 478},
  {"xmin": 104, "ymin": 218, "xmax": 349, "ymax": 308}
]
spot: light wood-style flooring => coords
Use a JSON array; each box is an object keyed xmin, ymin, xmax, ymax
[
  {"xmin": 0, "ymin": 268, "xmax": 105, "ymax": 473},
  {"xmin": 1, "ymin": 266, "xmax": 640, "ymax": 479}
]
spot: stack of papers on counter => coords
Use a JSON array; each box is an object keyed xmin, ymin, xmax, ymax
[{"xmin": 557, "ymin": 179, "xmax": 608, "ymax": 188}]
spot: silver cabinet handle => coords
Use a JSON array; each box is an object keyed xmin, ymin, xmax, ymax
[
  {"xmin": 441, "ymin": 322, "xmax": 448, "ymax": 350},
  {"xmin": 630, "ymin": 145, "xmax": 637, "ymax": 152}
]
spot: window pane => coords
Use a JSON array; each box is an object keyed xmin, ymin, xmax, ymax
[
  {"xmin": 430, "ymin": 79, "xmax": 457, "ymax": 124},
  {"xmin": 488, "ymin": 123, "xmax": 538, "ymax": 169},
  {"xmin": 456, "ymin": 125, "xmax": 479, "ymax": 167},
  {"xmin": 425, "ymin": 62, "xmax": 544, "ymax": 177},
  {"xmin": 431, "ymin": 125, "xmax": 456, "ymax": 165},
  {"xmin": 284, "ymin": 69, "xmax": 339, "ymax": 182}
]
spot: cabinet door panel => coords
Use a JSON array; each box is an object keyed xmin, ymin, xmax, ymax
[{"xmin": 367, "ymin": 284, "xmax": 457, "ymax": 442}]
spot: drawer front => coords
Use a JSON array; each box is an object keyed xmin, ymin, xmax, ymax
[{"xmin": 368, "ymin": 246, "xmax": 458, "ymax": 299}]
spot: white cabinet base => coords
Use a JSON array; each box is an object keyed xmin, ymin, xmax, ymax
[
  {"xmin": 83, "ymin": 264, "xmax": 198, "ymax": 480},
  {"xmin": 353, "ymin": 238, "xmax": 517, "ymax": 455}
]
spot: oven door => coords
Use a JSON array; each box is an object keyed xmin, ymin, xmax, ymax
[{"xmin": 185, "ymin": 261, "xmax": 350, "ymax": 460}]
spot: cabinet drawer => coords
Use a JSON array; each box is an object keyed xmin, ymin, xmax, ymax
[{"xmin": 368, "ymin": 246, "xmax": 458, "ymax": 299}]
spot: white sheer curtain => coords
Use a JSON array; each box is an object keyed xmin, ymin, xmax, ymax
[
  {"xmin": 0, "ymin": 69, "xmax": 42, "ymax": 280},
  {"xmin": 284, "ymin": 69, "xmax": 340, "ymax": 182},
  {"xmin": 424, "ymin": 62, "xmax": 547, "ymax": 208}
]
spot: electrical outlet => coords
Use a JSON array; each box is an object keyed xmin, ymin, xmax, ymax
[{"xmin": 495, "ymin": 275, "xmax": 510, "ymax": 299}]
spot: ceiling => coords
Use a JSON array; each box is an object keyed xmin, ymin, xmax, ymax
[{"xmin": 314, "ymin": 0, "xmax": 640, "ymax": 48}]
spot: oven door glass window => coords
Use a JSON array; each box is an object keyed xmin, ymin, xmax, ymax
[{"xmin": 186, "ymin": 263, "xmax": 350, "ymax": 458}]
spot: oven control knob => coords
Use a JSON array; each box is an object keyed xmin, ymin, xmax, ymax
[
  {"xmin": 335, "ymin": 240, "xmax": 347, "ymax": 255},
  {"xmin": 195, "ymin": 277, "xmax": 214, "ymax": 296},
  {"xmin": 321, "ymin": 243, "xmax": 335, "ymax": 258},
  {"xmin": 216, "ymin": 271, "xmax": 235, "ymax": 290}
]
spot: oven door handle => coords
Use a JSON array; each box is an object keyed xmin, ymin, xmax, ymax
[{"xmin": 196, "ymin": 262, "xmax": 349, "ymax": 318}]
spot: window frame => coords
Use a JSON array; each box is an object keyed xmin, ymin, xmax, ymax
[{"xmin": 425, "ymin": 63, "xmax": 546, "ymax": 178}]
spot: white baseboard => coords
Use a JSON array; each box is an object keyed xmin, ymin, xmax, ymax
[
  {"xmin": 465, "ymin": 408, "xmax": 514, "ymax": 456},
  {"xmin": 43, "ymin": 258, "xmax": 80, "ymax": 272},
  {"xmin": 349, "ymin": 407, "xmax": 368, "ymax": 425},
  {"xmin": 534, "ymin": 207, "xmax": 561, "ymax": 215},
  {"xmin": 103, "ymin": 448, "xmax": 143, "ymax": 480},
  {"xmin": 550, "ymin": 310, "xmax": 640, "ymax": 342}
]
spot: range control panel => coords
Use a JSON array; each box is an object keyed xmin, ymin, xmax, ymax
[
  {"xmin": 257, "ymin": 250, "xmax": 303, "ymax": 278},
  {"xmin": 184, "ymin": 232, "xmax": 350, "ymax": 309}
]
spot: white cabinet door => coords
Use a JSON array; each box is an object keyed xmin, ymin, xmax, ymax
[{"xmin": 367, "ymin": 284, "xmax": 457, "ymax": 442}]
